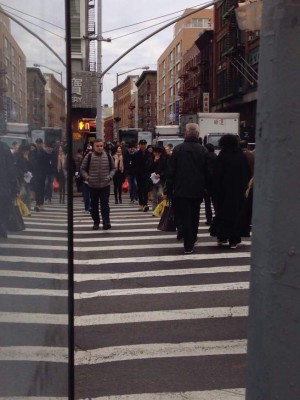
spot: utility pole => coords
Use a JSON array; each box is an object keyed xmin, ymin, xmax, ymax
[
  {"xmin": 246, "ymin": 1, "xmax": 300, "ymax": 399},
  {"xmin": 96, "ymin": 0, "xmax": 103, "ymax": 140}
]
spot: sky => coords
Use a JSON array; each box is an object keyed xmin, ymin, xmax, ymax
[{"xmin": 1, "ymin": 0, "xmax": 214, "ymax": 106}]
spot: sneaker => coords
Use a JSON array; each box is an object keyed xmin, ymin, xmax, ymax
[
  {"xmin": 103, "ymin": 223, "xmax": 111, "ymax": 230},
  {"xmin": 34, "ymin": 206, "xmax": 40, "ymax": 212},
  {"xmin": 143, "ymin": 205, "xmax": 149, "ymax": 212},
  {"xmin": 217, "ymin": 239, "xmax": 228, "ymax": 247},
  {"xmin": 229, "ymin": 243, "xmax": 238, "ymax": 249},
  {"xmin": 92, "ymin": 224, "xmax": 99, "ymax": 230},
  {"xmin": 137, "ymin": 205, "xmax": 143, "ymax": 211},
  {"xmin": 184, "ymin": 247, "xmax": 194, "ymax": 254}
]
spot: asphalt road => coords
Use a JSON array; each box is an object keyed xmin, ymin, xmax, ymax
[
  {"xmin": 0, "ymin": 192, "xmax": 250, "ymax": 399},
  {"xmin": 74, "ymin": 194, "xmax": 250, "ymax": 400}
]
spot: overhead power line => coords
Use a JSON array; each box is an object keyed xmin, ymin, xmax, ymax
[
  {"xmin": 2, "ymin": 9, "xmax": 65, "ymax": 40},
  {"xmin": 103, "ymin": 3, "xmax": 204, "ymax": 34},
  {"xmin": 0, "ymin": 2, "xmax": 64, "ymax": 30}
]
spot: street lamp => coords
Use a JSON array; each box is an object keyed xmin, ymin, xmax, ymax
[
  {"xmin": 33, "ymin": 63, "xmax": 63, "ymax": 85},
  {"xmin": 114, "ymin": 66, "xmax": 149, "ymax": 139}
]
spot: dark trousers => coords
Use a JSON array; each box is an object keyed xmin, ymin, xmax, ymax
[
  {"xmin": 89, "ymin": 186, "xmax": 110, "ymax": 226},
  {"xmin": 126, "ymin": 174, "xmax": 138, "ymax": 201},
  {"xmin": 35, "ymin": 174, "xmax": 46, "ymax": 206},
  {"xmin": 174, "ymin": 197, "xmax": 202, "ymax": 250},
  {"xmin": 204, "ymin": 191, "xmax": 216, "ymax": 223},
  {"xmin": 113, "ymin": 174, "xmax": 123, "ymax": 202},
  {"xmin": 56, "ymin": 171, "xmax": 66, "ymax": 204},
  {"xmin": 136, "ymin": 176, "xmax": 148, "ymax": 206}
]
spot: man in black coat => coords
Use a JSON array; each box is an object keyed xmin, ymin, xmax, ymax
[
  {"xmin": 132, "ymin": 139, "xmax": 152, "ymax": 212},
  {"xmin": 165, "ymin": 123, "xmax": 208, "ymax": 254}
]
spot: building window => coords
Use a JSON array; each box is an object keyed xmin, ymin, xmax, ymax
[
  {"xmin": 71, "ymin": 39, "xmax": 81, "ymax": 53},
  {"xmin": 191, "ymin": 18, "xmax": 210, "ymax": 28}
]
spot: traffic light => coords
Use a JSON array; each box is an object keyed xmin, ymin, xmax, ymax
[{"xmin": 78, "ymin": 118, "xmax": 96, "ymax": 132}]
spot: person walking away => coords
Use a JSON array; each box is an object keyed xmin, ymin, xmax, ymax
[
  {"xmin": 56, "ymin": 145, "xmax": 67, "ymax": 204},
  {"xmin": 30, "ymin": 138, "xmax": 48, "ymax": 212},
  {"xmin": 15, "ymin": 144, "xmax": 34, "ymax": 212},
  {"xmin": 0, "ymin": 141, "xmax": 18, "ymax": 238},
  {"xmin": 204, "ymin": 143, "xmax": 217, "ymax": 225},
  {"xmin": 133, "ymin": 139, "xmax": 153, "ymax": 212},
  {"xmin": 80, "ymin": 139, "xmax": 115, "ymax": 230},
  {"xmin": 74, "ymin": 148, "xmax": 83, "ymax": 192},
  {"xmin": 80, "ymin": 147, "xmax": 92, "ymax": 213},
  {"xmin": 165, "ymin": 123, "xmax": 208, "ymax": 254},
  {"xmin": 44, "ymin": 143, "xmax": 56, "ymax": 204},
  {"xmin": 209, "ymin": 134, "xmax": 252, "ymax": 248},
  {"xmin": 149, "ymin": 146, "xmax": 168, "ymax": 212},
  {"xmin": 113, "ymin": 146, "xmax": 125, "ymax": 204},
  {"xmin": 123, "ymin": 143, "xmax": 138, "ymax": 204}
]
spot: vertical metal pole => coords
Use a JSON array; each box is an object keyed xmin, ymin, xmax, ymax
[
  {"xmin": 116, "ymin": 73, "xmax": 119, "ymax": 140},
  {"xmin": 246, "ymin": 1, "xmax": 300, "ymax": 399},
  {"xmin": 96, "ymin": 0, "xmax": 102, "ymax": 139}
]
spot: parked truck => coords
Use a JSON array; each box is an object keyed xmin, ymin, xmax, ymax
[
  {"xmin": 197, "ymin": 112, "xmax": 240, "ymax": 150},
  {"xmin": 154, "ymin": 125, "xmax": 184, "ymax": 149}
]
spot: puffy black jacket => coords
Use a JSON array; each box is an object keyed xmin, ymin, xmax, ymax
[{"xmin": 165, "ymin": 137, "xmax": 208, "ymax": 199}]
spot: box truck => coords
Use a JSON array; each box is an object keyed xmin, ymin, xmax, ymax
[
  {"xmin": 154, "ymin": 125, "xmax": 184, "ymax": 149},
  {"xmin": 197, "ymin": 113, "xmax": 240, "ymax": 150}
]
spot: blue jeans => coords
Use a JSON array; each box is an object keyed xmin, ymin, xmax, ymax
[
  {"xmin": 44, "ymin": 174, "xmax": 54, "ymax": 201},
  {"xmin": 89, "ymin": 185, "xmax": 110, "ymax": 226},
  {"xmin": 126, "ymin": 174, "xmax": 138, "ymax": 201}
]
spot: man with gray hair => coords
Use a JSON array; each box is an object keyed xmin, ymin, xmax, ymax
[{"xmin": 165, "ymin": 123, "xmax": 208, "ymax": 254}]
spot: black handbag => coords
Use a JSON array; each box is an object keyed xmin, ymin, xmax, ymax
[
  {"xmin": 6, "ymin": 202, "xmax": 25, "ymax": 232},
  {"xmin": 157, "ymin": 201, "xmax": 176, "ymax": 232}
]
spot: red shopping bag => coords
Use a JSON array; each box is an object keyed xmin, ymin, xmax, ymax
[
  {"xmin": 53, "ymin": 178, "xmax": 60, "ymax": 191},
  {"xmin": 122, "ymin": 179, "xmax": 128, "ymax": 193}
]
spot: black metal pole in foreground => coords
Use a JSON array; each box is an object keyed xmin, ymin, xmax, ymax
[{"xmin": 246, "ymin": 1, "xmax": 300, "ymax": 399}]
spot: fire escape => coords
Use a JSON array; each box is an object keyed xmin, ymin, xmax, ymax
[
  {"xmin": 220, "ymin": 0, "xmax": 258, "ymax": 100},
  {"xmin": 88, "ymin": 0, "xmax": 96, "ymax": 72},
  {"xmin": 0, "ymin": 52, "xmax": 7, "ymax": 134}
]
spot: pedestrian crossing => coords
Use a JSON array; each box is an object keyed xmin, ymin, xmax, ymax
[
  {"xmin": 0, "ymin": 193, "xmax": 250, "ymax": 399},
  {"xmin": 73, "ymin": 196, "xmax": 250, "ymax": 399}
]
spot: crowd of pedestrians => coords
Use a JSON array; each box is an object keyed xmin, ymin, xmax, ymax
[
  {"xmin": 76, "ymin": 124, "xmax": 254, "ymax": 255},
  {"xmin": 0, "ymin": 137, "xmax": 69, "ymax": 239}
]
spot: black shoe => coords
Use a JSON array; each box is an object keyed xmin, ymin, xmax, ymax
[
  {"xmin": 143, "ymin": 205, "xmax": 149, "ymax": 212},
  {"xmin": 115, "ymin": 200, "xmax": 118, "ymax": 204},
  {"xmin": 103, "ymin": 223, "xmax": 111, "ymax": 230},
  {"xmin": 92, "ymin": 224, "xmax": 99, "ymax": 230},
  {"xmin": 205, "ymin": 220, "xmax": 212, "ymax": 226},
  {"xmin": 34, "ymin": 205, "xmax": 40, "ymax": 212},
  {"xmin": 184, "ymin": 247, "xmax": 194, "ymax": 254},
  {"xmin": 119, "ymin": 199, "xmax": 122, "ymax": 204}
]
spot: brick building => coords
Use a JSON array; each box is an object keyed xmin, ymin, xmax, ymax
[
  {"xmin": 26, "ymin": 67, "xmax": 46, "ymax": 131},
  {"xmin": 135, "ymin": 70, "xmax": 157, "ymax": 132},
  {"xmin": 157, "ymin": 8, "xmax": 213, "ymax": 125},
  {"xmin": 0, "ymin": 7, "xmax": 27, "ymax": 128}
]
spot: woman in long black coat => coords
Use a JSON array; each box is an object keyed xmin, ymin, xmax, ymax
[{"xmin": 209, "ymin": 134, "xmax": 251, "ymax": 248}]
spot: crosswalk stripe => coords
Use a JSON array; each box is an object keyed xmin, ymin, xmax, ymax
[
  {"xmin": 75, "ymin": 282, "xmax": 249, "ymax": 299},
  {"xmin": 0, "ymin": 265, "xmax": 249, "ymax": 281},
  {"xmin": 75, "ymin": 306, "xmax": 248, "ymax": 326},
  {"xmin": 75, "ymin": 339, "xmax": 247, "ymax": 365},
  {"xmin": 75, "ymin": 252, "xmax": 251, "ymax": 265},
  {"xmin": 0, "ymin": 282, "xmax": 249, "ymax": 298},
  {"xmin": 79, "ymin": 389, "xmax": 245, "ymax": 400},
  {"xmin": 0, "ymin": 346, "xmax": 68, "ymax": 363},
  {"xmin": 0, "ymin": 306, "xmax": 248, "ymax": 326}
]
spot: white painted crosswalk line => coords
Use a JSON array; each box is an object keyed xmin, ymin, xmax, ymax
[
  {"xmin": 81, "ymin": 389, "xmax": 245, "ymax": 400},
  {"xmin": 75, "ymin": 306, "xmax": 248, "ymax": 326},
  {"xmin": 75, "ymin": 339, "xmax": 247, "ymax": 365}
]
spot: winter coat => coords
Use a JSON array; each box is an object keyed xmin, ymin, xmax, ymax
[
  {"xmin": 165, "ymin": 136, "xmax": 208, "ymax": 199},
  {"xmin": 210, "ymin": 148, "xmax": 252, "ymax": 238},
  {"xmin": 132, "ymin": 149, "xmax": 152, "ymax": 178},
  {"xmin": 149, "ymin": 155, "xmax": 169, "ymax": 185},
  {"xmin": 80, "ymin": 151, "xmax": 115, "ymax": 189},
  {"xmin": 123, "ymin": 150, "xmax": 136, "ymax": 176}
]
